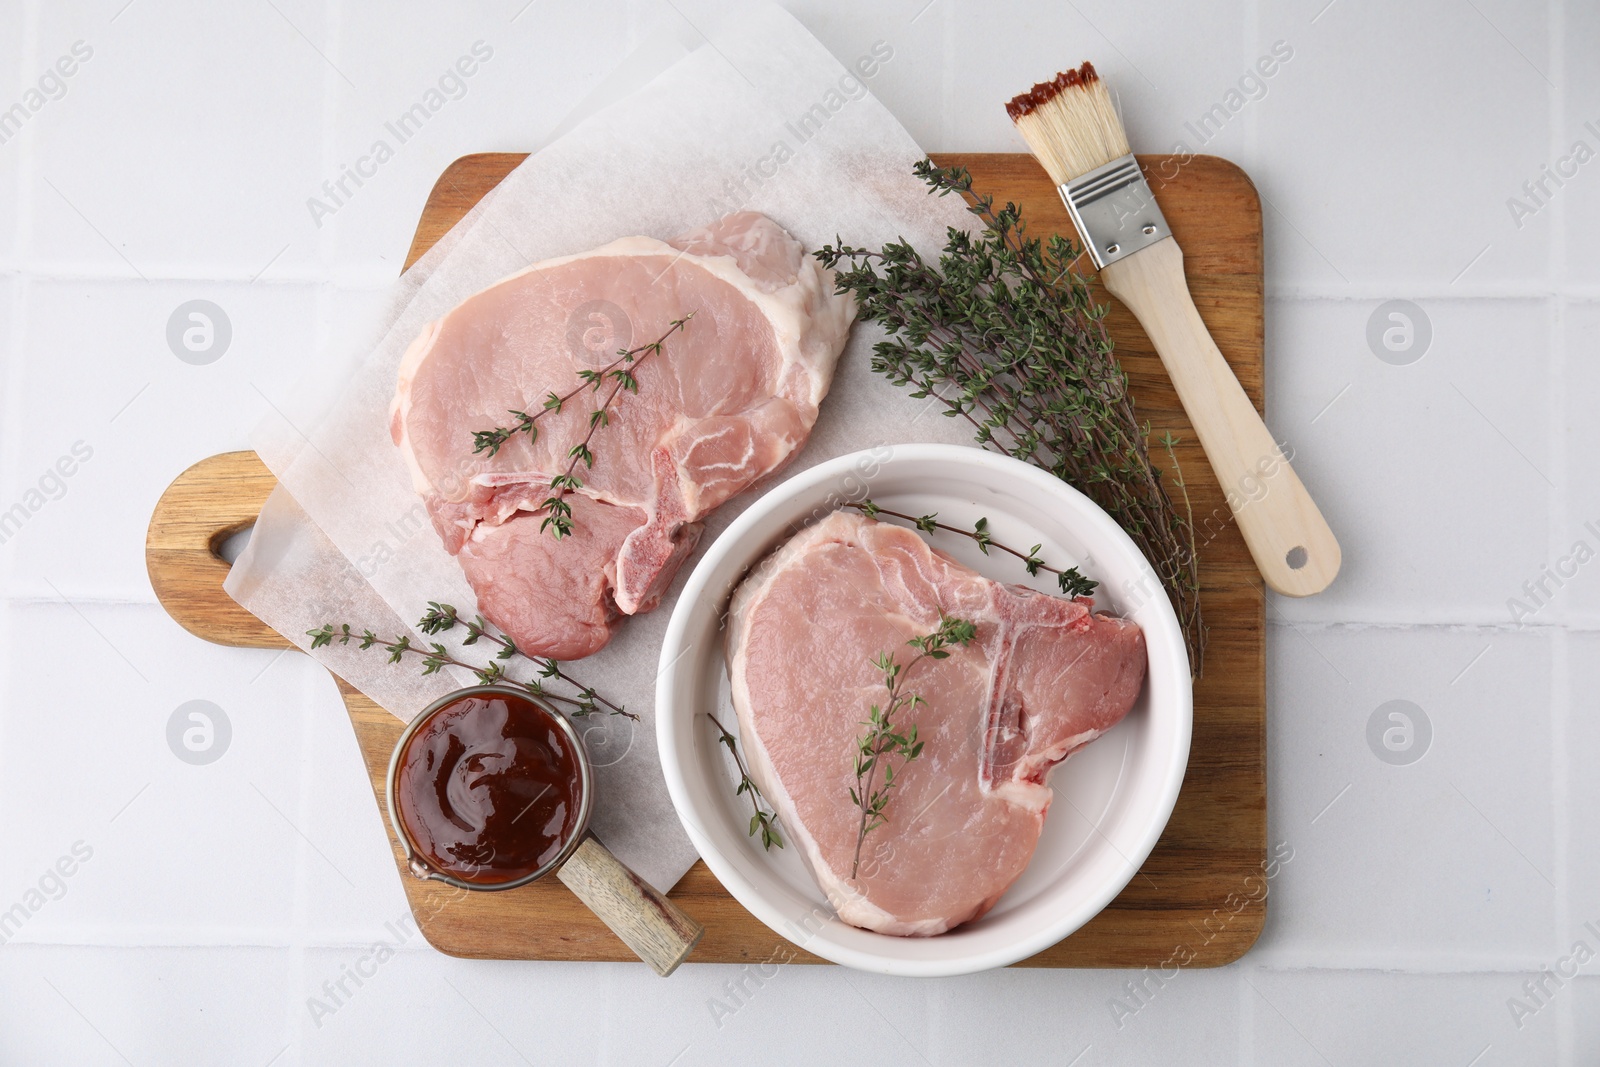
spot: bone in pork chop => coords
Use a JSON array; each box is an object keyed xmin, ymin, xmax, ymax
[
  {"xmin": 726, "ymin": 510, "xmax": 1147, "ymax": 936},
  {"xmin": 392, "ymin": 212, "xmax": 854, "ymax": 659}
]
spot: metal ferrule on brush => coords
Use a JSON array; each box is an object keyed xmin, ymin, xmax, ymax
[{"xmin": 1058, "ymin": 153, "xmax": 1170, "ymax": 270}]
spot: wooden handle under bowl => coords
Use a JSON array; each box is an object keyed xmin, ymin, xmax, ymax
[
  {"xmin": 555, "ymin": 836, "xmax": 704, "ymax": 977},
  {"xmin": 1099, "ymin": 238, "xmax": 1340, "ymax": 597}
]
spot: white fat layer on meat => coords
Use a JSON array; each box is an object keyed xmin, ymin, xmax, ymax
[
  {"xmin": 986, "ymin": 779, "xmax": 1054, "ymax": 814},
  {"xmin": 392, "ymin": 320, "xmax": 443, "ymax": 496},
  {"xmin": 1044, "ymin": 727, "xmax": 1102, "ymax": 763},
  {"xmin": 975, "ymin": 726, "xmax": 1100, "ymax": 814}
]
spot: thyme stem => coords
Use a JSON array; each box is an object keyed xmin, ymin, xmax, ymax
[
  {"xmin": 849, "ymin": 613, "xmax": 976, "ymax": 880},
  {"xmin": 416, "ymin": 602, "xmax": 631, "ymax": 718},
  {"xmin": 847, "ymin": 501, "xmax": 1097, "ymax": 597},
  {"xmin": 708, "ymin": 712, "xmax": 783, "ymax": 850},
  {"xmin": 539, "ymin": 313, "xmax": 694, "ymax": 539}
]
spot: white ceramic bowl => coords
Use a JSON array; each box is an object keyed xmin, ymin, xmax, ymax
[{"xmin": 656, "ymin": 444, "xmax": 1192, "ymax": 976}]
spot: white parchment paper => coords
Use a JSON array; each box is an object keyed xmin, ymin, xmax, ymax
[{"xmin": 226, "ymin": 4, "xmax": 984, "ymax": 892}]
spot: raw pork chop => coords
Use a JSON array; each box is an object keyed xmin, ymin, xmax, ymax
[
  {"xmin": 392, "ymin": 212, "xmax": 854, "ymax": 659},
  {"xmin": 727, "ymin": 510, "xmax": 1147, "ymax": 936}
]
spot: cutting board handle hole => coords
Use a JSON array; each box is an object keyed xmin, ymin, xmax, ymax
[
  {"xmin": 1285, "ymin": 545, "xmax": 1307, "ymax": 570},
  {"xmin": 211, "ymin": 521, "xmax": 255, "ymax": 565}
]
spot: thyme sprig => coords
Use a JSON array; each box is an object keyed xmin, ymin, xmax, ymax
[
  {"xmin": 540, "ymin": 313, "xmax": 694, "ymax": 538},
  {"xmin": 849, "ymin": 612, "xmax": 976, "ymax": 879},
  {"xmin": 307, "ymin": 613, "xmax": 636, "ymax": 720},
  {"xmin": 415, "ymin": 601, "xmax": 629, "ymax": 718},
  {"xmin": 471, "ymin": 399, "xmax": 561, "ymax": 460},
  {"xmin": 848, "ymin": 500, "xmax": 1097, "ymax": 598},
  {"xmin": 707, "ymin": 712, "xmax": 783, "ymax": 850},
  {"xmin": 817, "ymin": 161, "xmax": 1203, "ymax": 673},
  {"xmin": 469, "ymin": 314, "xmax": 694, "ymax": 540}
]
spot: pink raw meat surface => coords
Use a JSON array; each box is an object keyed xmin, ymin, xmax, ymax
[
  {"xmin": 726, "ymin": 510, "xmax": 1148, "ymax": 936},
  {"xmin": 392, "ymin": 212, "xmax": 854, "ymax": 659}
]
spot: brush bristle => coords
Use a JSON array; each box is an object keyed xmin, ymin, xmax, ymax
[{"xmin": 1006, "ymin": 61, "xmax": 1130, "ymax": 185}]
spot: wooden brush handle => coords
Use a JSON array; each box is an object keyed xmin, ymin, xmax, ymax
[
  {"xmin": 555, "ymin": 836, "xmax": 704, "ymax": 977},
  {"xmin": 1100, "ymin": 238, "xmax": 1340, "ymax": 597}
]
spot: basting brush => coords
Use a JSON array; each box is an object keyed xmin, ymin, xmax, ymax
[{"xmin": 1008, "ymin": 62, "xmax": 1340, "ymax": 597}]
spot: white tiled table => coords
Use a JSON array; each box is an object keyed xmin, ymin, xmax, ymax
[{"xmin": 1, "ymin": 0, "xmax": 1592, "ymax": 1062}]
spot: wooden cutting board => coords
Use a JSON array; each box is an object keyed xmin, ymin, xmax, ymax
[{"xmin": 147, "ymin": 152, "xmax": 1266, "ymax": 967}]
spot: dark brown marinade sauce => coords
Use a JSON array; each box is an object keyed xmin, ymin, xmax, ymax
[
  {"xmin": 1004, "ymin": 60, "xmax": 1100, "ymax": 120},
  {"xmin": 396, "ymin": 693, "xmax": 582, "ymax": 885}
]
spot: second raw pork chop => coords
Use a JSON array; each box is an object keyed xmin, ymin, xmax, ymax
[
  {"xmin": 727, "ymin": 510, "xmax": 1147, "ymax": 936},
  {"xmin": 393, "ymin": 212, "xmax": 854, "ymax": 659}
]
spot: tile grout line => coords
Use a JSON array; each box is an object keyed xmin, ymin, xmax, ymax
[
  {"xmin": 1266, "ymin": 617, "xmax": 1600, "ymax": 633},
  {"xmin": 1553, "ymin": 627, "xmax": 1574, "ymax": 1063},
  {"xmin": 1242, "ymin": 10, "xmax": 1268, "ymax": 957},
  {"xmin": 1546, "ymin": 1, "xmax": 1572, "ymax": 1062},
  {"xmin": 1266, "ymin": 286, "xmax": 1600, "ymax": 301}
]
